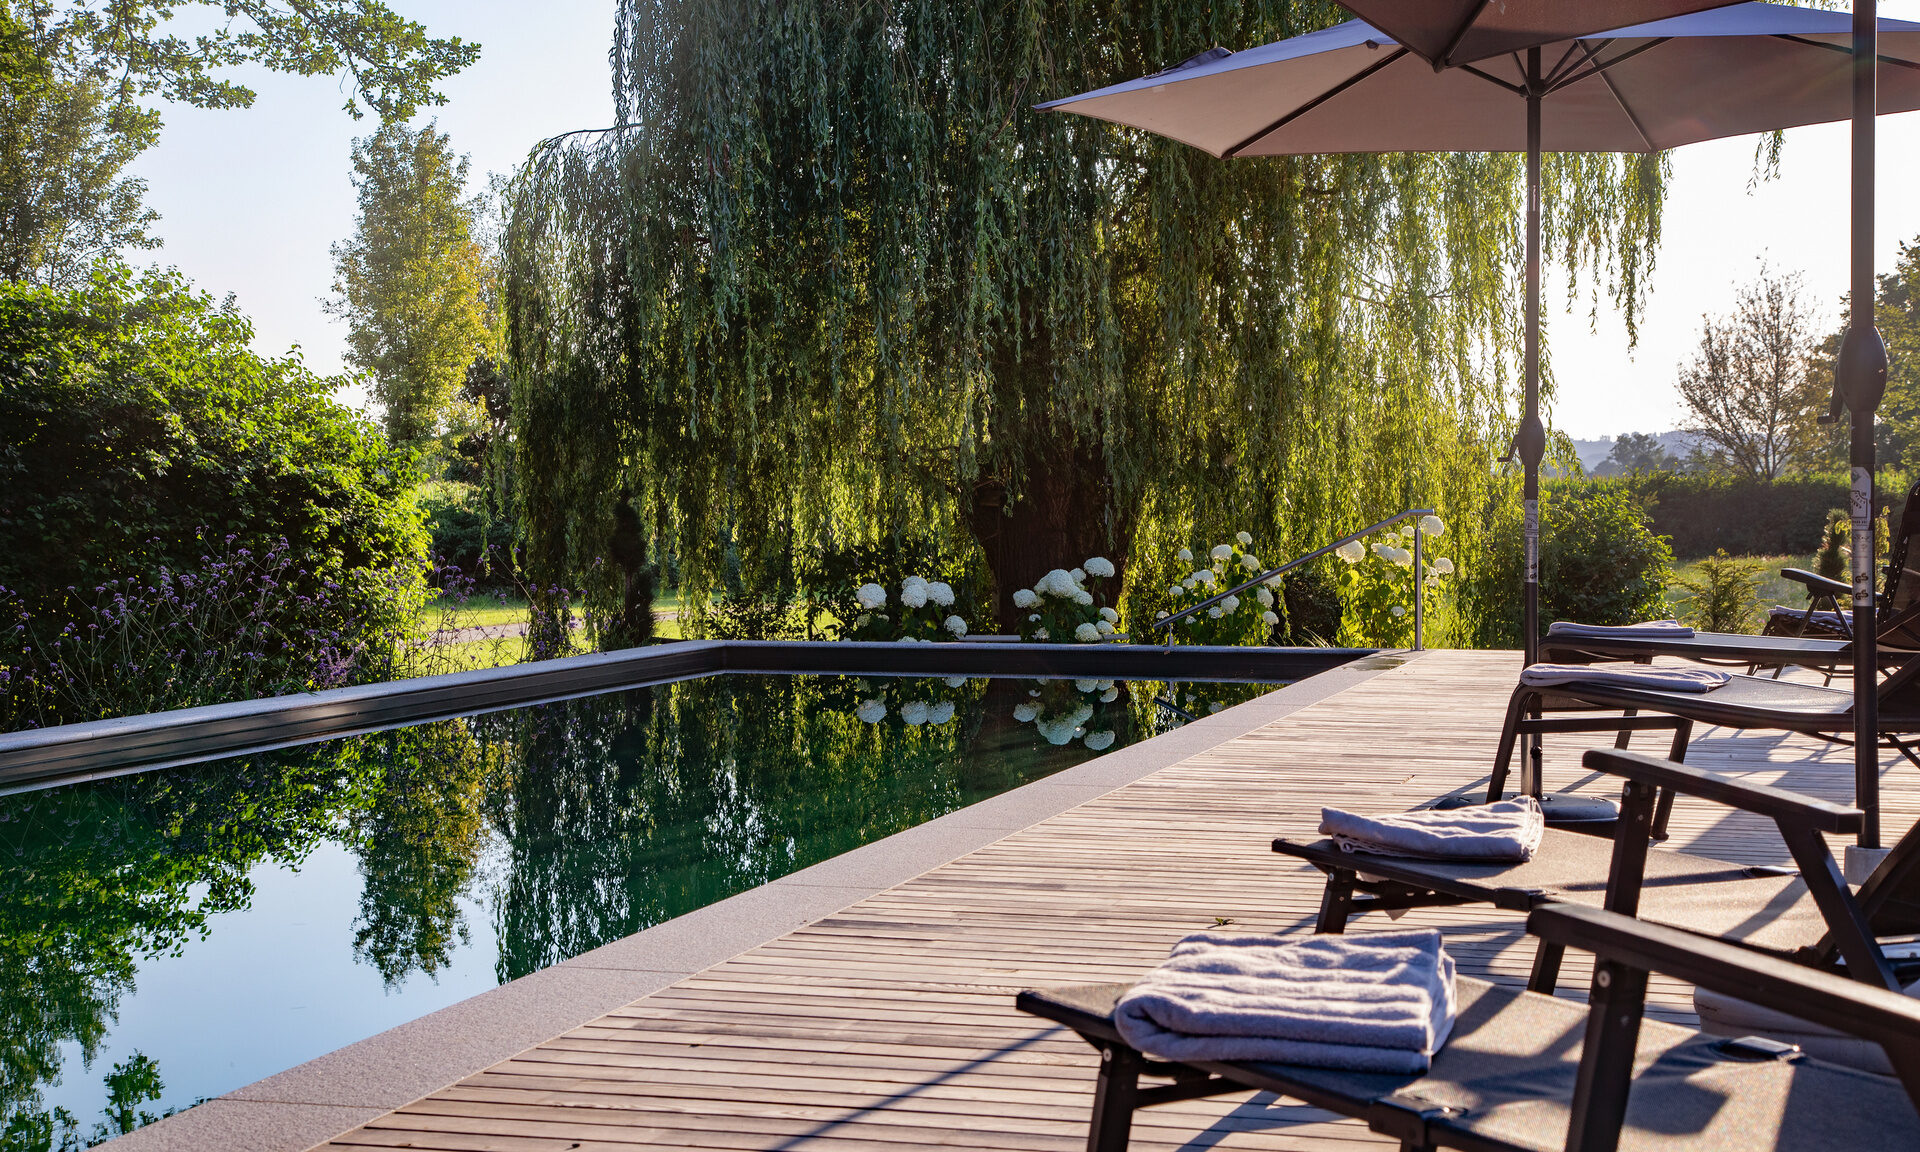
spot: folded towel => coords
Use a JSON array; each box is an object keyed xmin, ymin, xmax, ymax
[
  {"xmin": 1320, "ymin": 797, "xmax": 1544, "ymax": 862},
  {"xmin": 1546, "ymin": 619, "xmax": 1695, "ymax": 640},
  {"xmin": 1768, "ymin": 605, "xmax": 1851, "ymax": 628},
  {"xmin": 1519, "ymin": 662, "xmax": 1730, "ymax": 693},
  {"xmin": 1114, "ymin": 929, "xmax": 1457, "ymax": 1073}
]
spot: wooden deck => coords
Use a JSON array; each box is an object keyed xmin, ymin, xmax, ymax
[{"xmin": 316, "ymin": 649, "xmax": 1917, "ymax": 1152}]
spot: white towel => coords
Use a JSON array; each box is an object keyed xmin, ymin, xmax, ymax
[
  {"xmin": 1519, "ymin": 662, "xmax": 1730, "ymax": 693},
  {"xmin": 1546, "ymin": 619, "xmax": 1694, "ymax": 640},
  {"xmin": 1113, "ymin": 929, "xmax": 1457, "ymax": 1073},
  {"xmin": 1319, "ymin": 797, "xmax": 1544, "ymax": 862}
]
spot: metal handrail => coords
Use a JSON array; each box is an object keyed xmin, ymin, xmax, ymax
[{"xmin": 1145, "ymin": 508, "xmax": 1437, "ymax": 650}]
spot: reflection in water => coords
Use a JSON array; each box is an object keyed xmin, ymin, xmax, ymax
[{"xmin": 0, "ymin": 673, "xmax": 1277, "ymax": 1145}]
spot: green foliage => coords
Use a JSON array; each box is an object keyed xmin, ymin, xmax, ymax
[
  {"xmin": 330, "ymin": 121, "xmax": 492, "ymax": 447},
  {"xmin": 1461, "ymin": 486, "xmax": 1674, "ymax": 648},
  {"xmin": 1580, "ymin": 471, "xmax": 1911, "ymax": 560},
  {"xmin": 1674, "ymin": 268, "xmax": 1827, "ymax": 480},
  {"xmin": 838, "ymin": 576, "xmax": 970, "ymax": 643},
  {"xmin": 503, "ymin": 0, "xmax": 1667, "ymax": 640},
  {"xmin": 1593, "ymin": 432, "xmax": 1680, "ymax": 477},
  {"xmin": 1141, "ymin": 537, "xmax": 1278, "ymax": 646},
  {"xmin": 1275, "ymin": 560, "xmax": 1343, "ymax": 645},
  {"xmin": 422, "ymin": 482, "xmax": 510, "ymax": 581},
  {"xmin": 1009, "ymin": 561, "xmax": 1121, "ymax": 644},
  {"xmin": 0, "ymin": 5, "xmax": 160, "ymax": 287},
  {"xmin": 1331, "ymin": 518, "xmax": 1453, "ymax": 647},
  {"xmin": 1673, "ymin": 549, "xmax": 1764, "ymax": 633},
  {"xmin": 1815, "ymin": 508, "xmax": 1848, "ymax": 581}
]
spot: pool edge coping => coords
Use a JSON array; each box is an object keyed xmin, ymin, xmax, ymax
[{"xmin": 99, "ymin": 649, "xmax": 1424, "ymax": 1152}]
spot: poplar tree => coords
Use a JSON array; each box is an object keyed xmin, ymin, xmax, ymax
[
  {"xmin": 505, "ymin": 0, "xmax": 1667, "ymax": 632},
  {"xmin": 331, "ymin": 122, "xmax": 491, "ymax": 447}
]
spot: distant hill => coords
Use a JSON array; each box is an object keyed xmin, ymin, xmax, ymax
[{"xmin": 1571, "ymin": 431, "xmax": 1700, "ymax": 474}]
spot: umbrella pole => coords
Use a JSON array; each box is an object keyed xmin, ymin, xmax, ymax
[
  {"xmin": 1518, "ymin": 49, "xmax": 1548, "ymax": 796},
  {"xmin": 1847, "ymin": 1, "xmax": 1888, "ymax": 854}
]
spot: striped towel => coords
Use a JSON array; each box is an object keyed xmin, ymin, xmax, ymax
[
  {"xmin": 1114, "ymin": 929, "xmax": 1457, "ymax": 1073},
  {"xmin": 1546, "ymin": 619, "xmax": 1694, "ymax": 640},
  {"xmin": 1520, "ymin": 663, "xmax": 1730, "ymax": 693},
  {"xmin": 1320, "ymin": 797, "xmax": 1544, "ymax": 862}
]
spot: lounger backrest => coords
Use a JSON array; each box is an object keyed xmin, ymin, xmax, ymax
[{"xmin": 1880, "ymin": 479, "xmax": 1920, "ymax": 650}]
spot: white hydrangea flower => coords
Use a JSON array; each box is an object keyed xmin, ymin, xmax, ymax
[
  {"xmin": 1084, "ymin": 556, "xmax": 1115, "ymax": 578},
  {"xmin": 1036, "ymin": 717, "xmax": 1079, "ymax": 745},
  {"xmin": 1099, "ymin": 606, "xmax": 1119, "ymax": 623},
  {"xmin": 1391, "ymin": 605, "xmax": 1407, "ymax": 617},
  {"xmin": 1096, "ymin": 619, "xmax": 1115, "ymax": 635},
  {"xmin": 1335, "ymin": 540, "xmax": 1365, "ymax": 564},
  {"xmin": 1194, "ymin": 570, "xmax": 1216, "ymax": 586},
  {"xmin": 1074, "ymin": 622, "xmax": 1101, "ymax": 642},
  {"xmin": 1168, "ymin": 584, "xmax": 1183, "ymax": 597},
  {"xmin": 1033, "ymin": 627, "xmax": 1049, "ymax": 640},
  {"xmin": 1029, "ymin": 613, "xmax": 1041, "ymax": 622},
  {"xmin": 1210, "ymin": 543, "xmax": 1234, "ymax": 561},
  {"xmin": 1099, "ymin": 686, "xmax": 1119, "ymax": 703},
  {"xmin": 928, "ymin": 581, "xmax": 955, "ymax": 607},
  {"xmin": 1075, "ymin": 679, "xmax": 1100, "ymax": 692},
  {"xmin": 944, "ymin": 675, "xmax": 969, "ymax": 688},
  {"xmin": 1083, "ymin": 730, "xmax": 1116, "ymax": 751},
  {"xmin": 1029, "ymin": 689, "xmax": 1041, "ymax": 696},
  {"xmin": 1207, "ymin": 607, "xmax": 1224, "ymax": 619},
  {"xmin": 855, "ymin": 583, "xmax": 887, "ymax": 609},
  {"xmin": 900, "ymin": 700, "xmax": 931, "ymax": 725},
  {"xmin": 1208, "ymin": 702, "xmax": 1225, "ymax": 714},
  {"xmin": 1177, "ymin": 547, "xmax": 1194, "ymax": 562},
  {"xmin": 1037, "ymin": 569, "xmax": 1076, "ymax": 597},
  {"xmin": 1013, "ymin": 703, "xmax": 1038, "ymax": 722},
  {"xmin": 1070, "ymin": 703, "xmax": 1094, "ymax": 726},
  {"xmin": 1220, "ymin": 595, "xmax": 1241, "ymax": 613},
  {"xmin": 1072, "ymin": 588, "xmax": 1093, "ymax": 606},
  {"xmin": 1241, "ymin": 554, "xmax": 1260, "ymax": 571},
  {"xmin": 1391, "ymin": 546, "xmax": 1414, "ymax": 567},
  {"xmin": 1420, "ymin": 515, "xmax": 1445, "ymax": 537},
  {"xmin": 1265, "ymin": 574, "xmax": 1283, "ymax": 588},
  {"xmin": 945, "ymin": 615, "xmax": 968, "ymax": 637},
  {"xmin": 856, "ymin": 699, "xmax": 887, "ymax": 723},
  {"xmin": 855, "ymin": 613, "xmax": 872, "ymax": 627},
  {"xmin": 1262, "ymin": 610, "xmax": 1280, "ymax": 626},
  {"xmin": 1256, "ymin": 588, "xmax": 1274, "ymax": 608},
  {"xmin": 1013, "ymin": 588, "xmax": 1038, "ymax": 608},
  {"xmin": 1236, "ymin": 531, "xmax": 1253, "ymax": 546},
  {"xmin": 1182, "ymin": 577, "xmax": 1198, "ymax": 591},
  {"xmin": 1070, "ymin": 567, "xmax": 1086, "ymax": 583},
  {"xmin": 1155, "ymin": 610, "xmax": 1169, "ymax": 620},
  {"xmin": 927, "ymin": 701, "xmax": 956, "ymax": 724},
  {"xmin": 1434, "ymin": 557, "xmax": 1455, "ymax": 575},
  {"xmin": 899, "ymin": 580, "xmax": 928, "ymax": 608}
]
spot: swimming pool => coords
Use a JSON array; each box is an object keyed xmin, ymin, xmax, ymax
[{"xmin": 0, "ymin": 670, "xmax": 1290, "ymax": 1145}]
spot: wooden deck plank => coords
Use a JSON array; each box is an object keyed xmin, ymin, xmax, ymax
[{"xmin": 313, "ymin": 650, "xmax": 1914, "ymax": 1151}]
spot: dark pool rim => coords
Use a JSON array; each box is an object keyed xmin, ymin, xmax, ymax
[{"xmin": 0, "ymin": 639, "xmax": 1379, "ymax": 794}]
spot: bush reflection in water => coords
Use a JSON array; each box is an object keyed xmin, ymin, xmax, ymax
[{"xmin": 0, "ymin": 673, "xmax": 1274, "ymax": 1145}]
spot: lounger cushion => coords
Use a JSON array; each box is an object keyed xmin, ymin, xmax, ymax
[{"xmin": 1022, "ymin": 977, "xmax": 1920, "ymax": 1150}]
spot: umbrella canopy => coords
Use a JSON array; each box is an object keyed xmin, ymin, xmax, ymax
[
  {"xmin": 1335, "ymin": 0, "xmax": 1745, "ymax": 68},
  {"xmin": 1038, "ymin": 5, "xmax": 1920, "ymax": 158}
]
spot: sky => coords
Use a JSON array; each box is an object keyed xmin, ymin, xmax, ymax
[{"xmin": 122, "ymin": 0, "xmax": 1920, "ymax": 442}]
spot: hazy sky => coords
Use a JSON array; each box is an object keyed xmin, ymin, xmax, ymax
[{"xmin": 125, "ymin": 1, "xmax": 1920, "ymax": 441}]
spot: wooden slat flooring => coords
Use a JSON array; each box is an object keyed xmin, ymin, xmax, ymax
[{"xmin": 315, "ymin": 650, "xmax": 1917, "ymax": 1151}]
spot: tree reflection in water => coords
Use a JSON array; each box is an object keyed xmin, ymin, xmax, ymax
[{"xmin": 0, "ymin": 673, "xmax": 1270, "ymax": 1145}]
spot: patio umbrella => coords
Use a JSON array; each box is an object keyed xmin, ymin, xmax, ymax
[
  {"xmin": 1039, "ymin": 3, "xmax": 1920, "ymax": 842},
  {"xmin": 1334, "ymin": 0, "xmax": 1744, "ymax": 68}
]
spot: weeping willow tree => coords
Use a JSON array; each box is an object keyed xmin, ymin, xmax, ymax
[{"xmin": 504, "ymin": 0, "xmax": 1665, "ymax": 635}]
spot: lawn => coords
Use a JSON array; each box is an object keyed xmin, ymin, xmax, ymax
[{"xmin": 416, "ymin": 588, "xmax": 689, "ymax": 670}]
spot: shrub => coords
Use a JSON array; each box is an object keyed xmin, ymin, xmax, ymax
[
  {"xmin": 1460, "ymin": 487, "xmax": 1674, "ymax": 648},
  {"xmin": 1580, "ymin": 472, "xmax": 1911, "ymax": 560},
  {"xmin": 0, "ymin": 266, "xmax": 427, "ymax": 670},
  {"xmin": 1275, "ymin": 560, "xmax": 1343, "ymax": 645},
  {"xmin": 1814, "ymin": 509, "xmax": 1849, "ymax": 581},
  {"xmin": 837, "ymin": 575, "xmax": 970, "ymax": 642},
  {"xmin": 1146, "ymin": 535, "xmax": 1276, "ymax": 646},
  {"xmin": 1010, "ymin": 558, "xmax": 1120, "ymax": 643},
  {"xmin": 421, "ymin": 482, "xmax": 512, "ymax": 583},
  {"xmin": 1331, "ymin": 516, "xmax": 1454, "ymax": 648},
  {"xmin": 1673, "ymin": 550, "xmax": 1764, "ymax": 632}
]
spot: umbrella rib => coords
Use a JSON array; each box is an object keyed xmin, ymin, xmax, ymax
[
  {"xmin": 1773, "ymin": 33, "xmax": 1920, "ymax": 72},
  {"xmin": 1220, "ymin": 47, "xmax": 1408, "ymax": 158},
  {"xmin": 1544, "ymin": 38, "xmax": 1671, "ymax": 96},
  {"xmin": 1543, "ymin": 39, "xmax": 1592, "ymax": 88},
  {"xmin": 1596, "ymin": 64, "xmax": 1656, "ymax": 152},
  {"xmin": 1437, "ymin": 0, "xmax": 1495, "ymax": 69},
  {"xmin": 1460, "ymin": 63, "xmax": 1526, "ymax": 98}
]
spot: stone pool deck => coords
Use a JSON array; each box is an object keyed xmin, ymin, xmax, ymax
[{"xmin": 109, "ymin": 648, "xmax": 1918, "ymax": 1151}]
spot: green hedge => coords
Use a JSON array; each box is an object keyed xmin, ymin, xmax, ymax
[{"xmin": 1564, "ymin": 472, "xmax": 1913, "ymax": 560}]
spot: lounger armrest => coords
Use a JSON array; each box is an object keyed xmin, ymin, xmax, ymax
[
  {"xmin": 1530, "ymin": 904, "xmax": 1920, "ymax": 1057},
  {"xmin": 1581, "ymin": 748, "xmax": 1862, "ymax": 834},
  {"xmin": 1781, "ymin": 567, "xmax": 1850, "ymax": 599}
]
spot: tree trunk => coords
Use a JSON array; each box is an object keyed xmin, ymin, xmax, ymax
[{"xmin": 964, "ymin": 436, "xmax": 1137, "ymax": 633}]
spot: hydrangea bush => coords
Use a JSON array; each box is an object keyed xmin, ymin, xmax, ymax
[
  {"xmin": 839, "ymin": 575, "xmax": 970, "ymax": 643},
  {"xmin": 1011, "ymin": 557, "xmax": 1118, "ymax": 643},
  {"xmin": 1011, "ymin": 678, "xmax": 1123, "ymax": 749},
  {"xmin": 1150, "ymin": 533, "xmax": 1280, "ymax": 646},
  {"xmin": 1333, "ymin": 515, "xmax": 1454, "ymax": 648},
  {"xmin": 849, "ymin": 675, "xmax": 972, "ymax": 727}
]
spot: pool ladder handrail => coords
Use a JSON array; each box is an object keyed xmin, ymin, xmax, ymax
[{"xmin": 1143, "ymin": 508, "xmax": 1437, "ymax": 651}]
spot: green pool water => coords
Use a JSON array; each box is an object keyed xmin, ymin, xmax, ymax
[{"xmin": 0, "ymin": 672, "xmax": 1280, "ymax": 1147}]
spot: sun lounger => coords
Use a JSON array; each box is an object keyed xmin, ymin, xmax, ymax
[
  {"xmin": 1274, "ymin": 748, "xmax": 1913, "ymax": 996},
  {"xmin": 1017, "ymin": 903, "xmax": 1920, "ymax": 1151}
]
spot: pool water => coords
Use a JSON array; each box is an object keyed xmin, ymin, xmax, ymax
[{"xmin": 0, "ymin": 673, "xmax": 1278, "ymax": 1146}]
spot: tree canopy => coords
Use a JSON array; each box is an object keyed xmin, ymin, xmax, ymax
[
  {"xmin": 1675, "ymin": 268, "xmax": 1826, "ymax": 480},
  {"xmin": 504, "ymin": 0, "xmax": 1668, "ymax": 633}
]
